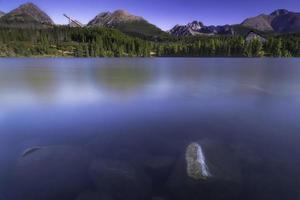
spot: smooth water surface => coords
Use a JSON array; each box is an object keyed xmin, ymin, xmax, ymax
[{"xmin": 0, "ymin": 58, "xmax": 300, "ymax": 200}]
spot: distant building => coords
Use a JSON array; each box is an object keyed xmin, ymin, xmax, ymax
[
  {"xmin": 63, "ymin": 14, "xmax": 84, "ymax": 27},
  {"xmin": 245, "ymin": 31, "xmax": 267, "ymax": 43}
]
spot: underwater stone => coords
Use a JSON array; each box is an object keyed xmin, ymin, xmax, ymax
[
  {"xmin": 185, "ymin": 142, "xmax": 211, "ymax": 180},
  {"xmin": 21, "ymin": 146, "xmax": 43, "ymax": 157},
  {"xmin": 9, "ymin": 146, "xmax": 91, "ymax": 200},
  {"xmin": 89, "ymin": 159, "xmax": 151, "ymax": 200}
]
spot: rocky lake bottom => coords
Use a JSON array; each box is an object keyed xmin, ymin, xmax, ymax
[{"xmin": 0, "ymin": 58, "xmax": 300, "ymax": 200}]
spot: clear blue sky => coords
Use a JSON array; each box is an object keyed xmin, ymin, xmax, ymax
[{"xmin": 0, "ymin": 0, "xmax": 299, "ymax": 30}]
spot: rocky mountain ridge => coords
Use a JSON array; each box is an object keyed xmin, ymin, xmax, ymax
[
  {"xmin": 0, "ymin": 3, "xmax": 300, "ymax": 37},
  {"xmin": 169, "ymin": 21, "xmax": 234, "ymax": 36},
  {"xmin": 242, "ymin": 9, "xmax": 300, "ymax": 33},
  {"xmin": 169, "ymin": 9, "xmax": 300, "ymax": 36}
]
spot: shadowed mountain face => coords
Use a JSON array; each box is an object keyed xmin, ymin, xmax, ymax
[
  {"xmin": 0, "ymin": 3, "xmax": 54, "ymax": 28},
  {"xmin": 242, "ymin": 9, "xmax": 300, "ymax": 33},
  {"xmin": 241, "ymin": 14, "xmax": 274, "ymax": 32},
  {"xmin": 88, "ymin": 10, "xmax": 166, "ymax": 38}
]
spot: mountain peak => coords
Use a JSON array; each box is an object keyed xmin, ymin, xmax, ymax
[
  {"xmin": 88, "ymin": 9, "xmax": 144, "ymax": 27},
  {"xmin": 111, "ymin": 9, "xmax": 143, "ymax": 21},
  {"xmin": 169, "ymin": 21, "xmax": 234, "ymax": 37},
  {"xmin": 242, "ymin": 9, "xmax": 300, "ymax": 33},
  {"xmin": 87, "ymin": 9, "xmax": 165, "ymax": 38},
  {"xmin": 187, "ymin": 21, "xmax": 204, "ymax": 30},
  {"xmin": 0, "ymin": 2, "xmax": 54, "ymax": 27},
  {"xmin": 113, "ymin": 10, "xmax": 130, "ymax": 16},
  {"xmin": 19, "ymin": 2, "xmax": 38, "ymax": 8},
  {"xmin": 270, "ymin": 9, "xmax": 289, "ymax": 16},
  {"xmin": 15, "ymin": 2, "xmax": 51, "ymax": 18}
]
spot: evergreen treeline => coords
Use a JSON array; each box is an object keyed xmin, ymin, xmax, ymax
[
  {"xmin": 157, "ymin": 34, "xmax": 300, "ymax": 57},
  {"xmin": 0, "ymin": 27, "xmax": 152, "ymax": 57},
  {"xmin": 0, "ymin": 26, "xmax": 299, "ymax": 57}
]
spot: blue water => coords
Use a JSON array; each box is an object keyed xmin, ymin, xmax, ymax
[{"xmin": 0, "ymin": 58, "xmax": 300, "ymax": 200}]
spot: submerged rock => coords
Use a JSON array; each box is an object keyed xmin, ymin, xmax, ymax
[
  {"xmin": 89, "ymin": 159, "xmax": 151, "ymax": 200},
  {"xmin": 143, "ymin": 155, "xmax": 175, "ymax": 173},
  {"xmin": 75, "ymin": 191, "xmax": 114, "ymax": 200},
  {"xmin": 21, "ymin": 146, "xmax": 43, "ymax": 157},
  {"xmin": 199, "ymin": 139, "xmax": 241, "ymax": 182},
  {"xmin": 75, "ymin": 191, "xmax": 100, "ymax": 200},
  {"xmin": 142, "ymin": 155, "xmax": 175, "ymax": 195},
  {"xmin": 184, "ymin": 139, "xmax": 242, "ymax": 182},
  {"xmin": 152, "ymin": 197, "xmax": 166, "ymax": 200},
  {"xmin": 185, "ymin": 143, "xmax": 211, "ymax": 180},
  {"xmin": 8, "ymin": 146, "xmax": 91, "ymax": 200},
  {"xmin": 166, "ymin": 139, "xmax": 241, "ymax": 200}
]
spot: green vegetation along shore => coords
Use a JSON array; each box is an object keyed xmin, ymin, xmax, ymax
[{"xmin": 0, "ymin": 26, "xmax": 300, "ymax": 57}]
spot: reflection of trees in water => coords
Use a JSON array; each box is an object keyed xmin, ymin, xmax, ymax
[
  {"xmin": 0, "ymin": 64, "xmax": 154, "ymax": 105},
  {"xmin": 94, "ymin": 66, "xmax": 153, "ymax": 94},
  {"xmin": 23, "ymin": 68, "xmax": 57, "ymax": 101},
  {"xmin": 0, "ymin": 67, "xmax": 57, "ymax": 105}
]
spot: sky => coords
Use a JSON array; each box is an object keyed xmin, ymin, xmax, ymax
[{"xmin": 0, "ymin": 0, "xmax": 299, "ymax": 30}]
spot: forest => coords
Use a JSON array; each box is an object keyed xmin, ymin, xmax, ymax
[{"xmin": 0, "ymin": 26, "xmax": 299, "ymax": 57}]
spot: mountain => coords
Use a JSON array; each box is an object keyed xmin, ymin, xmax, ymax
[
  {"xmin": 170, "ymin": 9, "xmax": 300, "ymax": 37},
  {"xmin": 242, "ymin": 9, "xmax": 300, "ymax": 33},
  {"xmin": 0, "ymin": 3, "xmax": 299, "ymax": 37},
  {"xmin": 88, "ymin": 10, "xmax": 143, "ymax": 27},
  {"xmin": 169, "ymin": 21, "xmax": 234, "ymax": 37},
  {"xmin": 241, "ymin": 14, "xmax": 273, "ymax": 32},
  {"xmin": 0, "ymin": 3, "xmax": 54, "ymax": 28},
  {"xmin": 87, "ymin": 10, "xmax": 166, "ymax": 38},
  {"xmin": 169, "ymin": 21, "xmax": 204, "ymax": 36}
]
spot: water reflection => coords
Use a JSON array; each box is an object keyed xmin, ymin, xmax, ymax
[
  {"xmin": 0, "ymin": 58, "xmax": 300, "ymax": 109},
  {"xmin": 1, "ymin": 58, "xmax": 300, "ymax": 200},
  {"xmin": 94, "ymin": 65, "xmax": 153, "ymax": 92}
]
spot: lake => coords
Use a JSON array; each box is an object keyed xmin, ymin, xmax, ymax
[{"xmin": 0, "ymin": 58, "xmax": 300, "ymax": 200}]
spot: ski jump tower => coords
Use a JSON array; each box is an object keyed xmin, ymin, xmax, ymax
[{"xmin": 63, "ymin": 14, "xmax": 84, "ymax": 27}]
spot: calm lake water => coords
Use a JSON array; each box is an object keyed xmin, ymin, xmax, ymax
[{"xmin": 0, "ymin": 58, "xmax": 300, "ymax": 200}]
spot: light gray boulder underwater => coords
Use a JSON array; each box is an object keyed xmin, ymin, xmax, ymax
[
  {"xmin": 183, "ymin": 139, "xmax": 242, "ymax": 182},
  {"xmin": 185, "ymin": 142, "xmax": 211, "ymax": 180},
  {"xmin": 166, "ymin": 139, "xmax": 242, "ymax": 200},
  {"xmin": 198, "ymin": 139, "xmax": 241, "ymax": 182}
]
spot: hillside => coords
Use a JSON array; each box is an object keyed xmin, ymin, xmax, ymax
[
  {"xmin": 242, "ymin": 9, "xmax": 300, "ymax": 33},
  {"xmin": 0, "ymin": 3, "xmax": 54, "ymax": 28},
  {"xmin": 88, "ymin": 10, "xmax": 167, "ymax": 38}
]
